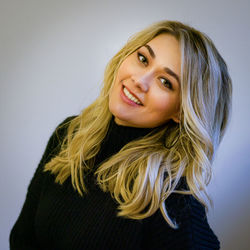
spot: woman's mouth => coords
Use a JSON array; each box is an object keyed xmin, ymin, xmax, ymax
[{"xmin": 122, "ymin": 86, "xmax": 142, "ymax": 105}]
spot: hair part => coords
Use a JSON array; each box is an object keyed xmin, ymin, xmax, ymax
[{"xmin": 45, "ymin": 20, "xmax": 232, "ymax": 228}]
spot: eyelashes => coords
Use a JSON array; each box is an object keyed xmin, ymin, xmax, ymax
[
  {"xmin": 136, "ymin": 51, "xmax": 173, "ymax": 90},
  {"xmin": 137, "ymin": 52, "xmax": 148, "ymax": 66},
  {"xmin": 159, "ymin": 78, "xmax": 173, "ymax": 90}
]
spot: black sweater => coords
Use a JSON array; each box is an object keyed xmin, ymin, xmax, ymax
[{"xmin": 10, "ymin": 116, "xmax": 220, "ymax": 250}]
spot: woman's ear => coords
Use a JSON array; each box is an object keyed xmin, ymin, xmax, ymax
[
  {"xmin": 172, "ymin": 117, "xmax": 180, "ymax": 123},
  {"xmin": 171, "ymin": 112, "xmax": 180, "ymax": 123}
]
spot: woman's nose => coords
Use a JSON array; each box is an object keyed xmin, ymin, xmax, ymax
[{"xmin": 132, "ymin": 72, "xmax": 152, "ymax": 92}]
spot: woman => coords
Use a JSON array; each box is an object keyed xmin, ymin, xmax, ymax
[{"xmin": 10, "ymin": 20, "xmax": 232, "ymax": 249}]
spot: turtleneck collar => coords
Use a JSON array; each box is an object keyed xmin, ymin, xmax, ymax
[
  {"xmin": 108, "ymin": 116, "xmax": 154, "ymax": 143},
  {"xmin": 94, "ymin": 116, "xmax": 155, "ymax": 167}
]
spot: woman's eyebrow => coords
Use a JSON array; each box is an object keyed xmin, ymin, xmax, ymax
[
  {"xmin": 164, "ymin": 67, "xmax": 180, "ymax": 85},
  {"xmin": 144, "ymin": 44, "xmax": 155, "ymax": 58},
  {"xmin": 143, "ymin": 44, "xmax": 180, "ymax": 85}
]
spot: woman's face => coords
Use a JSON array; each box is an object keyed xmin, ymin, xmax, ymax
[{"xmin": 109, "ymin": 33, "xmax": 181, "ymax": 128}]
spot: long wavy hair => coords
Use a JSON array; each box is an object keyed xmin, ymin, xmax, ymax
[{"xmin": 45, "ymin": 20, "xmax": 232, "ymax": 228}]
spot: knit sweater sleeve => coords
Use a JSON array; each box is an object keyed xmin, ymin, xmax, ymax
[
  {"xmin": 9, "ymin": 116, "xmax": 76, "ymax": 250},
  {"xmin": 142, "ymin": 192, "xmax": 220, "ymax": 250}
]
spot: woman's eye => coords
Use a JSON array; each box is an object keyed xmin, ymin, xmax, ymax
[
  {"xmin": 137, "ymin": 52, "xmax": 148, "ymax": 66},
  {"xmin": 160, "ymin": 78, "xmax": 173, "ymax": 90}
]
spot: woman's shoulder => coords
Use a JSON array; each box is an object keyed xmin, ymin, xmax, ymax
[
  {"xmin": 49, "ymin": 115, "xmax": 77, "ymax": 148},
  {"xmin": 142, "ymin": 190, "xmax": 220, "ymax": 249},
  {"xmin": 36, "ymin": 115, "xmax": 78, "ymax": 171},
  {"xmin": 53, "ymin": 115, "xmax": 78, "ymax": 142}
]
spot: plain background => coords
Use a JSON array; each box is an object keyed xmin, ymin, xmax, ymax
[{"xmin": 1, "ymin": 0, "xmax": 250, "ymax": 249}]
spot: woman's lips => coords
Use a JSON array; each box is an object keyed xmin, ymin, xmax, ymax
[
  {"xmin": 120, "ymin": 85, "xmax": 143, "ymax": 106},
  {"xmin": 124, "ymin": 86, "xmax": 143, "ymax": 104}
]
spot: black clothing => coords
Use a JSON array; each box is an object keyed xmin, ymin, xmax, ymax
[{"xmin": 10, "ymin": 116, "xmax": 220, "ymax": 249}]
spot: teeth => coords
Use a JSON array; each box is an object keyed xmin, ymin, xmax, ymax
[{"xmin": 123, "ymin": 87, "xmax": 142, "ymax": 105}]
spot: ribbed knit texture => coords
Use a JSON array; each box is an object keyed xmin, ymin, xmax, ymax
[{"xmin": 10, "ymin": 116, "xmax": 220, "ymax": 250}]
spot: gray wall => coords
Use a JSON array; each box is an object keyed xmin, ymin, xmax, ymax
[{"xmin": 1, "ymin": 0, "xmax": 250, "ymax": 249}]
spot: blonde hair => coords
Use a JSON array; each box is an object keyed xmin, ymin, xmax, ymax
[{"xmin": 45, "ymin": 20, "xmax": 232, "ymax": 228}]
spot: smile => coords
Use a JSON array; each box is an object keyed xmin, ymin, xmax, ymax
[{"xmin": 123, "ymin": 87, "xmax": 142, "ymax": 105}]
